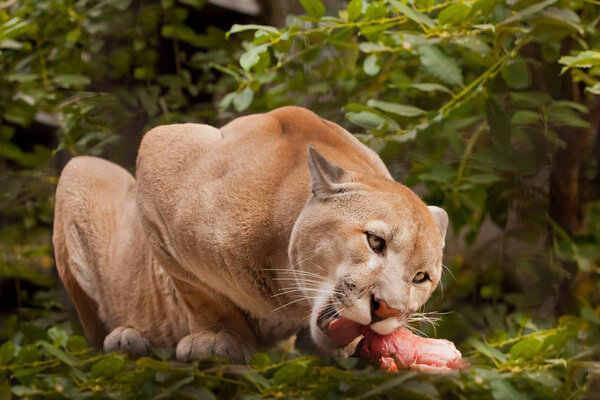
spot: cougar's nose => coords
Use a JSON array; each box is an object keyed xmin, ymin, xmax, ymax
[{"xmin": 370, "ymin": 294, "xmax": 400, "ymax": 322}]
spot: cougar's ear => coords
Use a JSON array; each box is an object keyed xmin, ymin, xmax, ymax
[
  {"xmin": 307, "ymin": 145, "xmax": 349, "ymax": 198},
  {"xmin": 427, "ymin": 206, "xmax": 449, "ymax": 248}
]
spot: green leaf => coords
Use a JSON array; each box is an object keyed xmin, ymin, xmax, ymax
[
  {"xmin": 152, "ymin": 376, "xmax": 195, "ymax": 400},
  {"xmin": 5, "ymin": 74, "xmax": 37, "ymax": 83},
  {"xmin": 365, "ymin": 1, "xmax": 388, "ymax": 20},
  {"xmin": 502, "ymin": 59, "xmax": 531, "ymax": 89},
  {"xmin": 16, "ymin": 345, "xmax": 40, "ymax": 363},
  {"xmin": 527, "ymin": 370, "xmax": 563, "ymax": 388},
  {"xmin": 501, "ymin": 0, "xmax": 557, "ymax": 25},
  {"xmin": 233, "ymin": 88, "xmax": 254, "ymax": 111},
  {"xmin": 299, "ymin": 0, "xmax": 326, "ymax": 18},
  {"xmin": 455, "ymin": 36, "xmax": 491, "ymax": 54},
  {"xmin": 580, "ymin": 306, "xmax": 600, "ymax": 325},
  {"xmin": 335, "ymin": 357, "xmax": 359, "ymax": 370},
  {"xmin": 347, "ymin": 0, "xmax": 362, "ymax": 21},
  {"xmin": 358, "ymin": 42, "xmax": 392, "ymax": 53},
  {"xmin": 226, "ymin": 24, "xmax": 278, "ymax": 38},
  {"xmin": 414, "ymin": 0, "xmax": 434, "ymax": 8},
  {"xmin": 438, "ymin": 4, "xmax": 471, "ymax": 25},
  {"xmin": 467, "ymin": 173, "xmax": 501, "ymax": 184},
  {"xmin": 90, "ymin": 356, "xmax": 125, "ymax": 379},
  {"xmin": 47, "ymin": 326, "xmax": 68, "ymax": 346},
  {"xmin": 419, "ymin": 45, "xmax": 463, "ymax": 86},
  {"xmin": 469, "ymin": 339, "xmax": 508, "ymax": 363},
  {"xmin": 3, "ymin": 100, "xmax": 35, "ymax": 126},
  {"xmin": 553, "ymin": 100, "xmax": 588, "ymax": 113},
  {"xmin": 66, "ymin": 28, "xmax": 81, "ymax": 43},
  {"xmin": 387, "ymin": 0, "xmax": 435, "ymax": 28},
  {"xmin": 509, "ymin": 338, "xmax": 544, "ymax": 360},
  {"xmin": 346, "ymin": 111, "xmax": 389, "ymax": 130},
  {"xmin": 272, "ymin": 363, "xmax": 307, "ymax": 385},
  {"xmin": 243, "ymin": 369, "xmax": 271, "ymax": 388},
  {"xmin": 363, "ymin": 54, "xmax": 380, "ymax": 76},
  {"xmin": 357, "ymin": 372, "xmax": 418, "ymax": 398},
  {"xmin": 54, "ymin": 74, "xmax": 91, "ymax": 88},
  {"xmin": 66, "ymin": 336, "xmax": 87, "ymax": 352},
  {"xmin": 403, "ymin": 82, "xmax": 452, "ymax": 93},
  {"xmin": 219, "ymin": 92, "xmax": 236, "ymax": 111},
  {"xmin": 152, "ymin": 347, "xmax": 174, "ymax": 361},
  {"xmin": 239, "ymin": 44, "xmax": 268, "ymax": 71},
  {"xmin": 38, "ymin": 341, "xmax": 79, "ymax": 366},
  {"xmin": 136, "ymin": 357, "xmax": 170, "ymax": 372},
  {"xmin": 586, "ymin": 83, "xmax": 600, "ymax": 95},
  {"xmin": 511, "ymin": 110, "xmax": 540, "ymax": 125},
  {"xmin": 175, "ymin": 386, "xmax": 216, "ymax": 400},
  {"xmin": 360, "ymin": 21, "xmax": 397, "ymax": 34},
  {"xmin": 490, "ymin": 380, "xmax": 530, "ymax": 400},
  {"xmin": 485, "ymin": 96, "xmax": 511, "ymax": 145},
  {"xmin": 510, "ymin": 91, "xmax": 553, "ymax": 108},
  {"xmin": 0, "ymin": 341, "xmax": 15, "ymax": 364},
  {"xmin": 547, "ymin": 104, "xmax": 589, "ymax": 128},
  {"xmin": 367, "ymin": 99, "xmax": 425, "ymax": 116},
  {"xmin": 161, "ymin": 24, "xmax": 214, "ymax": 47},
  {"xmin": 558, "ymin": 51, "xmax": 600, "ymax": 73},
  {"xmin": 419, "ymin": 164, "xmax": 455, "ymax": 183},
  {"xmin": 10, "ymin": 386, "xmax": 40, "ymax": 397},
  {"xmin": 249, "ymin": 353, "xmax": 271, "ymax": 370},
  {"xmin": 542, "ymin": 7, "xmax": 583, "ymax": 34}
]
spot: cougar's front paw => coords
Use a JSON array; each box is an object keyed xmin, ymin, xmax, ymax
[
  {"xmin": 104, "ymin": 326, "xmax": 150, "ymax": 356},
  {"xmin": 176, "ymin": 329, "xmax": 253, "ymax": 363}
]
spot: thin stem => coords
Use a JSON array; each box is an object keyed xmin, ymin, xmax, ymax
[
  {"xmin": 440, "ymin": 54, "xmax": 509, "ymax": 117},
  {"xmin": 36, "ymin": 38, "xmax": 49, "ymax": 90},
  {"xmin": 453, "ymin": 122, "xmax": 487, "ymax": 195},
  {"xmin": 490, "ymin": 326, "xmax": 567, "ymax": 348}
]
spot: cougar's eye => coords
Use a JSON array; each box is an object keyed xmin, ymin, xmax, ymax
[
  {"xmin": 413, "ymin": 272, "xmax": 430, "ymax": 283},
  {"xmin": 366, "ymin": 232, "xmax": 385, "ymax": 254}
]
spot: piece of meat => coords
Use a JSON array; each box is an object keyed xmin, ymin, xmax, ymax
[
  {"xmin": 328, "ymin": 318, "xmax": 363, "ymax": 346},
  {"xmin": 358, "ymin": 327, "xmax": 469, "ymax": 372},
  {"xmin": 328, "ymin": 317, "xmax": 468, "ymax": 372},
  {"xmin": 379, "ymin": 356, "xmax": 398, "ymax": 372}
]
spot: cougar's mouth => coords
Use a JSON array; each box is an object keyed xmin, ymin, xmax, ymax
[
  {"xmin": 316, "ymin": 302, "xmax": 340, "ymax": 335},
  {"xmin": 316, "ymin": 300, "xmax": 364, "ymax": 347}
]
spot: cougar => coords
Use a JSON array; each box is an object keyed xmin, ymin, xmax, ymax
[{"xmin": 53, "ymin": 106, "xmax": 447, "ymax": 362}]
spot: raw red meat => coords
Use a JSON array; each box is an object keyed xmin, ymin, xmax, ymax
[
  {"xmin": 328, "ymin": 317, "xmax": 363, "ymax": 347},
  {"xmin": 328, "ymin": 318, "xmax": 468, "ymax": 372}
]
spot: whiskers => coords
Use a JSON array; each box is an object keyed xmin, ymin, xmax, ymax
[
  {"xmin": 317, "ymin": 303, "xmax": 346, "ymax": 329},
  {"xmin": 263, "ymin": 259, "xmax": 342, "ymax": 315},
  {"xmin": 441, "ymin": 263, "xmax": 456, "ymax": 282},
  {"xmin": 405, "ymin": 310, "xmax": 452, "ymax": 336},
  {"xmin": 437, "ymin": 263, "xmax": 457, "ymax": 301}
]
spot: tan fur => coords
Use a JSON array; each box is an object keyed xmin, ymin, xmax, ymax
[{"xmin": 53, "ymin": 106, "xmax": 447, "ymax": 361}]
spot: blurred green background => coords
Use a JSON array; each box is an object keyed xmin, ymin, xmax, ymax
[{"xmin": 1, "ymin": 0, "xmax": 600, "ymax": 398}]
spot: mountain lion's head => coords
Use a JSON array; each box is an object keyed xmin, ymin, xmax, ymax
[{"xmin": 288, "ymin": 146, "xmax": 448, "ymax": 354}]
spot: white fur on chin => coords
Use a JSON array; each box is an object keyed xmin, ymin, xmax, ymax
[{"xmin": 370, "ymin": 318, "xmax": 401, "ymax": 335}]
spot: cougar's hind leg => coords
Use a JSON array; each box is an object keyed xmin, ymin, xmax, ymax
[
  {"xmin": 53, "ymin": 174, "xmax": 107, "ymax": 347},
  {"xmin": 53, "ymin": 156, "xmax": 135, "ymax": 348},
  {"xmin": 54, "ymin": 233, "xmax": 107, "ymax": 347}
]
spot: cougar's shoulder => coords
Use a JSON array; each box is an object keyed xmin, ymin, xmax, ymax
[{"xmin": 136, "ymin": 123, "xmax": 222, "ymax": 197}]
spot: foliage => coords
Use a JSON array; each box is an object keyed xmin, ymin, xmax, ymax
[
  {"xmin": 1, "ymin": 311, "xmax": 599, "ymax": 399},
  {"xmin": 1, "ymin": 0, "xmax": 600, "ymax": 398},
  {"xmin": 225, "ymin": 0, "xmax": 599, "ymax": 237},
  {"xmin": 0, "ymin": 0, "xmax": 239, "ymax": 304}
]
